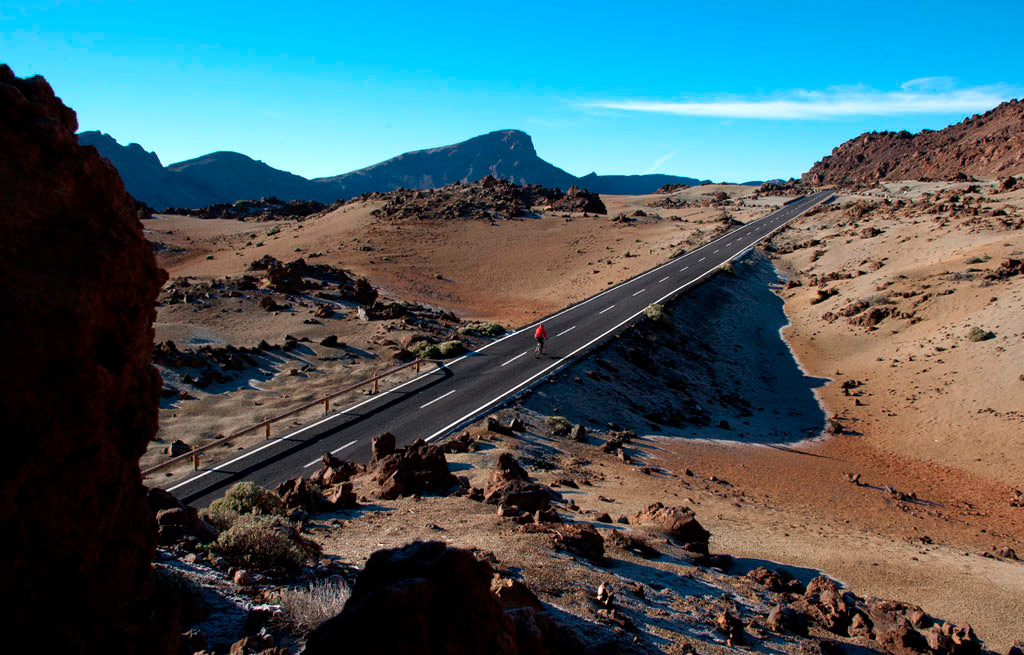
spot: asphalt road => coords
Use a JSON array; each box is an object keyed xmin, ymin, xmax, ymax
[{"xmin": 168, "ymin": 190, "xmax": 833, "ymax": 506}]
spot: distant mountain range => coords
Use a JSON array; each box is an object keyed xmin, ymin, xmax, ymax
[{"xmin": 78, "ymin": 129, "xmax": 720, "ymax": 209}]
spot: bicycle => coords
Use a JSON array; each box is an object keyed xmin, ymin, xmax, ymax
[{"xmin": 534, "ymin": 338, "xmax": 545, "ymax": 357}]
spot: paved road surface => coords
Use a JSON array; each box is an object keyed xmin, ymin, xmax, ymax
[{"xmin": 168, "ymin": 190, "xmax": 833, "ymax": 506}]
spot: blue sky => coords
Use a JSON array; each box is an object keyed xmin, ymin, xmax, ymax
[{"xmin": 3, "ymin": 0, "xmax": 1021, "ymax": 182}]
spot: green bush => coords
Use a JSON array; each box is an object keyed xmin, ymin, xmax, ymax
[
  {"xmin": 437, "ymin": 340, "xmax": 466, "ymax": 358},
  {"xmin": 670, "ymin": 247, "xmax": 687, "ymax": 259},
  {"xmin": 967, "ymin": 327, "xmax": 995, "ymax": 342},
  {"xmin": 212, "ymin": 515, "xmax": 318, "ymax": 570},
  {"xmin": 546, "ymin": 416, "xmax": 572, "ymax": 436},
  {"xmin": 408, "ymin": 341, "xmax": 442, "ymax": 359},
  {"xmin": 458, "ymin": 322, "xmax": 506, "ymax": 338},
  {"xmin": 644, "ymin": 303, "xmax": 667, "ymax": 324},
  {"xmin": 202, "ymin": 481, "xmax": 283, "ymax": 530},
  {"xmin": 718, "ymin": 262, "xmax": 735, "ymax": 274}
]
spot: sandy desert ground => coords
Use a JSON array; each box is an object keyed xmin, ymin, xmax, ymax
[{"xmin": 144, "ymin": 180, "xmax": 1024, "ymax": 648}]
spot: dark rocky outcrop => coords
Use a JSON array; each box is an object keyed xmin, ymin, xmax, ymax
[
  {"xmin": 802, "ymin": 99, "xmax": 1024, "ymax": 186},
  {"xmin": 305, "ymin": 541, "xmax": 583, "ymax": 655},
  {"xmin": 630, "ymin": 502, "xmax": 711, "ymax": 553},
  {"xmin": 0, "ymin": 65, "xmax": 174, "ymax": 654},
  {"xmin": 370, "ymin": 438, "xmax": 460, "ymax": 499},
  {"xmin": 484, "ymin": 453, "xmax": 557, "ymax": 514}
]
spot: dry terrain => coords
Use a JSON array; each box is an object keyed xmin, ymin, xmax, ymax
[{"xmin": 145, "ymin": 179, "xmax": 1024, "ymax": 650}]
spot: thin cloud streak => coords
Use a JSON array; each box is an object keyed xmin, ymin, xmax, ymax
[
  {"xmin": 646, "ymin": 149, "xmax": 677, "ymax": 174},
  {"xmin": 585, "ymin": 85, "xmax": 1014, "ymax": 120}
]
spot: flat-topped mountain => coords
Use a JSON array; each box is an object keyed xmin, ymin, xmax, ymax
[
  {"xmin": 78, "ymin": 129, "xmax": 712, "ymax": 209},
  {"xmin": 315, "ymin": 129, "xmax": 579, "ymax": 197},
  {"xmin": 802, "ymin": 98, "xmax": 1024, "ymax": 186}
]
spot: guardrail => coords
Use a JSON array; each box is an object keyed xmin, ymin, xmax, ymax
[{"xmin": 142, "ymin": 358, "xmax": 446, "ymax": 478}]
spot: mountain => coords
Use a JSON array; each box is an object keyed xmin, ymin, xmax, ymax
[
  {"xmin": 575, "ymin": 172, "xmax": 708, "ymax": 195},
  {"xmin": 314, "ymin": 130, "xmax": 579, "ymax": 197},
  {"xmin": 78, "ymin": 129, "xmax": 714, "ymax": 209},
  {"xmin": 78, "ymin": 132, "xmax": 340, "ymax": 207},
  {"xmin": 166, "ymin": 151, "xmax": 337, "ymax": 205},
  {"xmin": 802, "ymin": 98, "xmax": 1024, "ymax": 186}
]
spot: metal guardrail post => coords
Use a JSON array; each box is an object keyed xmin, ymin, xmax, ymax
[
  {"xmin": 265, "ymin": 422, "xmax": 270, "ymax": 440},
  {"xmin": 193, "ymin": 453, "xmax": 200, "ymax": 470},
  {"xmin": 324, "ymin": 398, "xmax": 330, "ymax": 415}
]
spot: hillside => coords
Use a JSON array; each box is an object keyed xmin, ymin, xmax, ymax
[
  {"xmin": 78, "ymin": 129, "xmax": 713, "ymax": 209},
  {"xmin": 802, "ymin": 98, "xmax": 1024, "ymax": 186}
]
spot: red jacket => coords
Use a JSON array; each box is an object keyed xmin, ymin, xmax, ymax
[{"xmin": 534, "ymin": 324, "xmax": 548, "ymax": 339}]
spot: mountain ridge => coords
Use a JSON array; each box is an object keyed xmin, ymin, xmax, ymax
[
  {"xmin": 78, "ymin": 129, "xmax": 717, "ymax": 209},
  {"xmin": 802, "ymin": 98, "xmax": 1024, "ymax": 186}
]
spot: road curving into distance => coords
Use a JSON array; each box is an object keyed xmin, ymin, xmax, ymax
[{"xmin": 168, "ymin": 189, "xmax": 834, "ymax": 506}]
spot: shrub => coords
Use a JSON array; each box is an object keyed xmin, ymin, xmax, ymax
[
  {"xmin": 718, "ymin": 262, "xmax": 734, "ymax": 275},
  {"xmin": 967, "ymin": 327, "xmax": 995, "ymax": 342},
  {"xmin": 546, "ymin": 416, "xmax": 572, "ymax": 436},
  {"xmin": 437, "ymin": 340, "xmax": 466, "ymax": 358},
  {"xmin": 458, "ymin": 322, "xmax": 506, "ymax": 338},
  {"xmin": 266, "ymin": 226, "xmax": 281, "ymax": 236},
  {"xmin": 212, "ymin": 515, "xmax": 317, "ymax": 570},
  {"xmin": 408, "ymin": 341, "xmax": 442, "ymax": 359},
  {"xmin": 202, "ymin": 481, "xmax": 283, "ymax": 530},
  {"xmin": 274, "ymin": 580, "xmax": 351, "ymax": 636},
  {"xmin": 670, "ymin": 247, "xmax": 687, "ymax": 259},
  {"xmin": 965, "ymin": 256, "xmax": 989, "ymax": 264},
  {"xmin": 644, "ymin": 303, "xmax": 667, "ymax": 323}
]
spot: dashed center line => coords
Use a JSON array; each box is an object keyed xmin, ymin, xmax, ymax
[
  {"xmin": 698, "ymin": 257, "xmax": 706, "ymax": 262},
  {"xmin": 555, "ymin": 326, "xmax": 576, "ymax": 337},
  {"xmin": 304, "ymin": 439, "xmax": 357, "ymax": 468},
  {"xmin": 658, "ymin": 276, "xmax": 669, "ymax": 283},
  {"xmin": 713, "ymin": 249, "xmax": 719, "ymax": 253},
  {"xmin": 632, "ymin": 288, "xmax": 646, "ymax": 296},
  {"xmin": 599, "ymin": 305, "xmax": 615, "ymax": 314},
  {"xmin": 679, "ymin": 266, "xmax": 688, "ymax": 271},
  {"xmin": 420, "ymin": 389, "xmax": 457, "ymax": 408},
  {"xmin": 501, "ymin": 351, "xmax": 529, "ymax": 367}
]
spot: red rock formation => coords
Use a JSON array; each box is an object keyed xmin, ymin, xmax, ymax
[
  {"xmin": 304, "ymin": 541, "xmax": 584, "ymax": 655},
  {"xmin": 802, "ymin": 99, "xmax": 1024, "ymax": 186},
  {"xmin": 0, "ymin": 65, "xmax": 173, "ymax": 653}
]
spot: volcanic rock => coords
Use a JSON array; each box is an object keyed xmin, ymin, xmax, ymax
[
  {"xmin": 0, "ymin": 66, "xmax": 177, "ymax": 654},
  {"xmin": 371, "ymin": 438, "xmax": 460, "ymax": 499},
  {"xmin": 630, "ymin": 502, "xmax": 711, "ymax": 552},
  {"xmin": 305, "ymin": 540, "xmax": 581, "ymax": 655},
  {"xmin": 484, "ymin": 454, "xmax": 555, "ymax": 513}
]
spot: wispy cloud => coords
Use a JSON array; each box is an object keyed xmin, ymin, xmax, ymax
[
  {"xmin": 646, "ymin": 150, "xmax": 677, "ymax": 174},
  {"xmin": 583, "ymin": 83, "xmax": 1015, "ymax": 120}
]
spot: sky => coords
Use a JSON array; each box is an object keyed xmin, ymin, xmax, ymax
[{"xmin": 3, "ymin": 0, "xmax": 1022, "ymax": 183}]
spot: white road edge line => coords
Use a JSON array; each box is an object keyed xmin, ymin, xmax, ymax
[
  {"xmin": 423, "ymin": 191, "xmax": 831, "ymax": 444},
  {"xmin": 501, "ymin": 351, "xmax": 529, "ymax": 367},
  {"xmin": 420, "ymin": 389, "xmax": 457, "ymax": 409},
  {"xmin": 555, "ymin": 326, "xmax": 576, "ymax": 337}
]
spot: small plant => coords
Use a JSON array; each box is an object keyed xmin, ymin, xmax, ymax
[
  {"xmin": 206, "ymin": 255, "xmax": 214, "ymax": 260},
  {"xmin": 967, "ymin": 326, "xmax": 995, "ymax": 342},
  {"xmin": 718, "ymin": 262, "xmax": 734, "ymax": 275},
  {"xmin": 546, "ymin": 416, "xmax": 572, "ymax": 436},
  {"xmin": 266, "ymin": 226, "xmax": 281, "ymax": 236},
  {"xmin": 274, "ymin": 580, "xmax": 352, "ymax": 636},
  {"xmin": 437, "ymin": 340, "xmax": 466, "ymax": 358},
  {"xmin": 670, "ymin": 247, "xmax": 687, "ymax": 259},
  {"xmin": 408, "ymin": 341, "xmax": 442, "ymax": 359},
  {"xmin": 202, "ymin": 481, "xmax": 284, "ymax": 530},
  {"xmin": 434, "ymin": 273, "xmax": 444, "ymax": 280},
  {"xmin": 644, "ymin": 303, "xmax": 667, "ymax": 323},
  {"xmin": 458, "ymin": 322, "xmax": 506, "ymax": 337},
  {"xmin": 965, "ymin": 256, "xmax": 989, "ymax": 264},
  {"xmin": 212, "ymin": 515, "xmax": 318, "ymax": 570},
  {"xmin": 255, "ymin": 241, "xmax": 264, "ymax": 247}
]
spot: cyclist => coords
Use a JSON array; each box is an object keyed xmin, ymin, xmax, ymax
[{"xmin": 534, "ymin": 323, "xmax": 548, "ymax": 355}]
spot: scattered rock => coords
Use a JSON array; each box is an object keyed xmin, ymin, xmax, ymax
[{"xmin": 630, "ymin": 502, "xmax": 710, "ymax": 553}]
